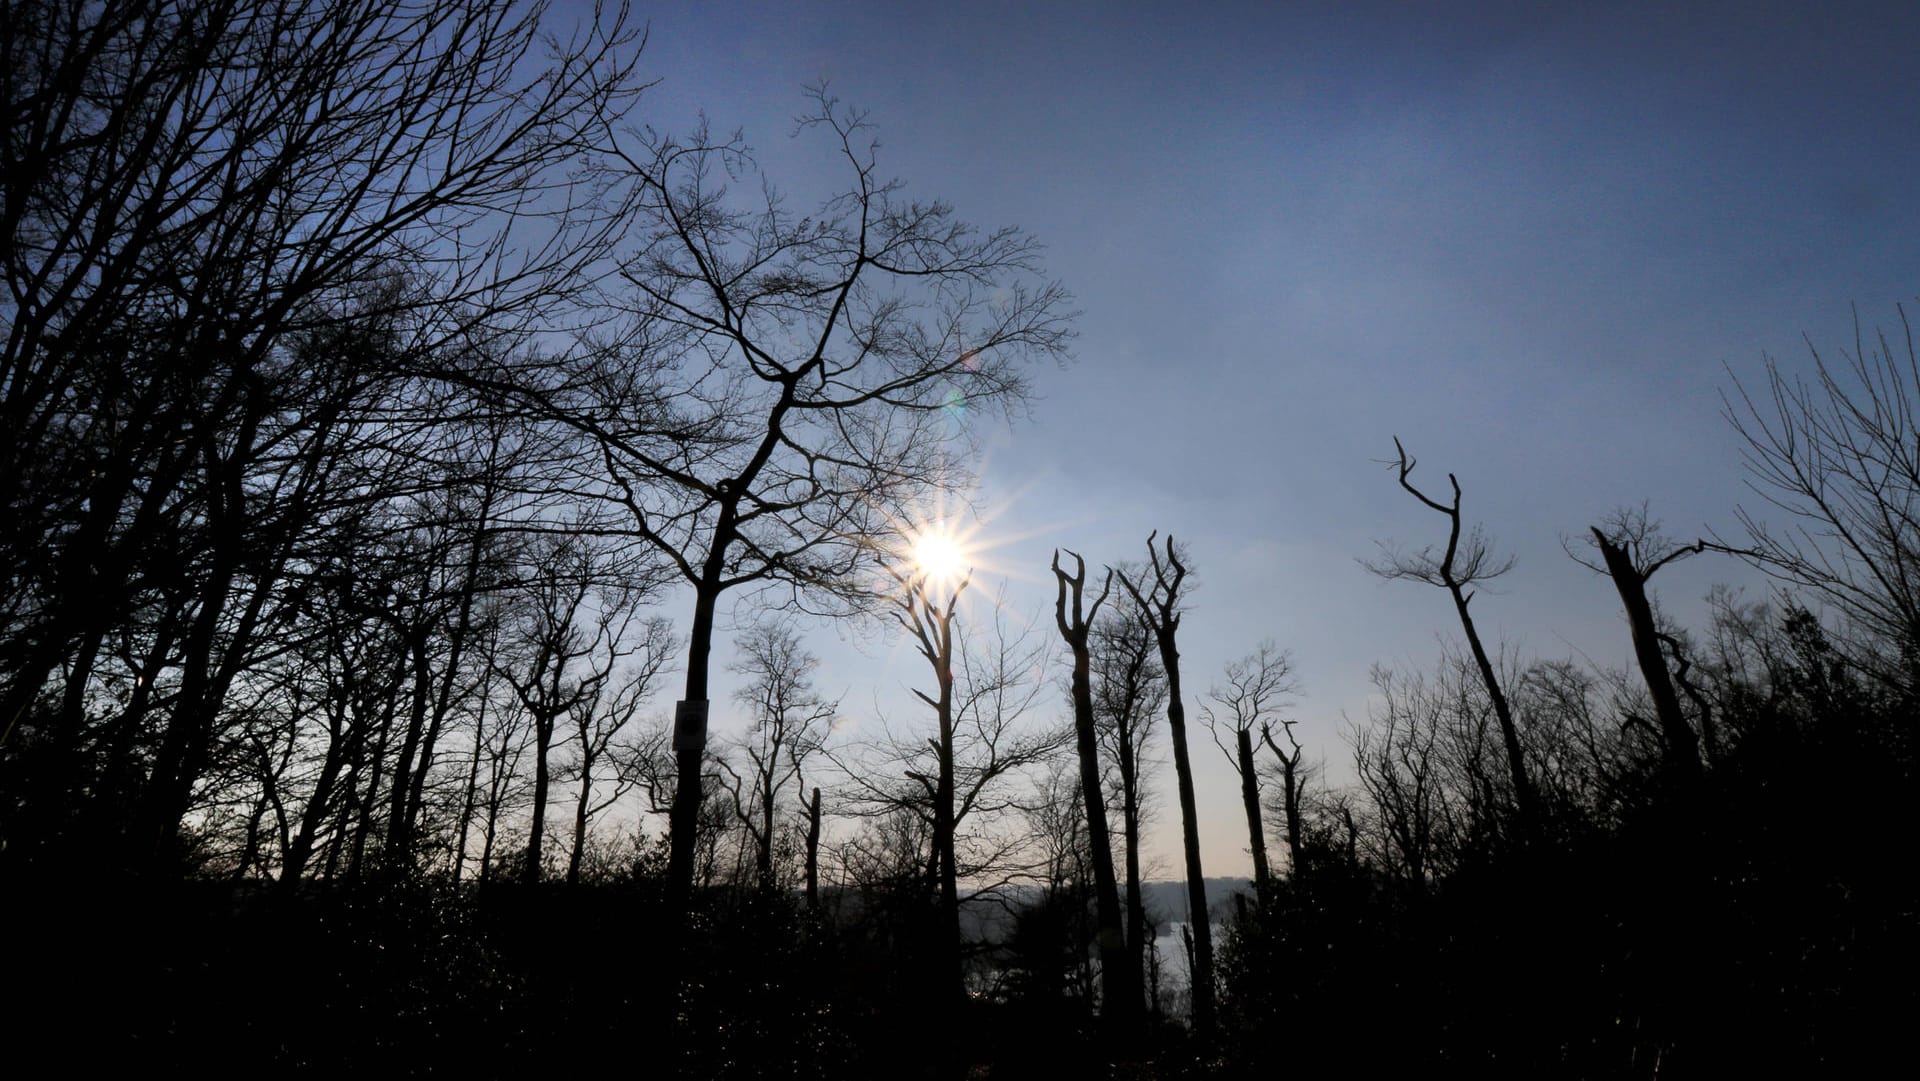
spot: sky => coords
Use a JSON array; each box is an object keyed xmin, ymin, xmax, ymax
[{"xmin": 567, "ymin": 0, "xmax": 1920, "ymax": 881}]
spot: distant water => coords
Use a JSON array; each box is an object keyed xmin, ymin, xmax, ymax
[
  {"xmin": 1141, "ymin": 878, "xmax": 1253, "ymax": 1009},
  {"xmin": 961, "ymin": 878, "xmax": 1249, "ymax": 1016},
  {"xmin": 1147, "ymin": 921, "xmax": 1192, "ymax": 1015}
]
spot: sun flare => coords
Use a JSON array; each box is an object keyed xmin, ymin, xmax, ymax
[
  {"xmin": 911, "ymin": 526, "xmax": 970, "ymax": 586},
  {"xmin": 880, "ymin": 472, "xmax": 1065, "ymax": 602}
]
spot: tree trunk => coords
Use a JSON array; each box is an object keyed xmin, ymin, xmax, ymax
[
  {"xmin": 898, "ymin": 582, "xmax": 965, "ymax": 1002},
  {"xmin": 1118, "ymin": 743, "xmax": 1147, "ymax": 1003},
  {"xmin": 141, "ymin": 370, "xmax": 271, "ymax": 871},
  {"xmin": 525, "ymin": 709, "xmax": 554, "ymax": 884},
  {"xmin": 757, "ymin": 764, "xmax": 777, "ymax": 889},
  {"xmin": 281, "ymin": 698, "xmax": 350, "ymax": 885},
  {"xmin": 934, "ymin": 624, "xmax": 962, "ymax": 1002},
  {"xmin": 1450, "ymin": 583, "xmax": 1538, "ymax": 833},
  {"xmin": 385, "ymin": 628, "xmax": 434, "ymax": 872},
  {"xmin": 142, "ymin": 511, "xmax": 241, "ymax": 868},
  {"xmin": 1070, "ymin": 657, "xmax": 1133, "ymax": 1024},
  {"xmin": 407, "ymin": 511, "xmax": 495, "ymax": 851},
  {"xmin": 1236, "ymin": 727, "xmax": 1270, "ymax": 892},
  {"xmin": 1054, "ymin": 554, "xmax": 1138, "ymax": 1026},
  {"xmin": 568, "ymin": 757, "xmax": 593, "ymax": 886},
  {"xmin": 452, "ymin": 698, "xmax": 488, "ymax": 884},
  {"xmin": 668, "ymin": 573, "xmax": 724, "ymax": 907},
  {"xmin": 804, "ymin": 786, "xmax": 822, "ymax": 910},
  {"xmin": 1593, "ymin": 529, "xmax": 1701, "ymax": 775},
  {"xmin": 1281, "ymin": 755, "xmax": 1304, "ymax": 876},
  {"xmin": 1160, "ymin": 637, "xmax": 1215, "ymax": 1037},
  {"xmin": 347, "ymin": 682, "xmax": 400, "ymax": 880},
  {"xmin": 1117, "ymin": 534, "xmax": 1217, "ymax": 1039},
  {"xmin": 480, "ymin": 789, "xmax": 502, "ymax": 885}
]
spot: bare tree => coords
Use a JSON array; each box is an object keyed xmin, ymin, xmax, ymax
[
  {"xmin": 847, "ymin": 573, "xmax": 1065, "ymax": 1003},
  {"xmin": 1722, "ymin": 302, "xmax": 1920, "ymax": 686},
  {"xmin": 1113, "ymin": 532, "xmax": 1217, "ymax": 1039},
  {"xmin": 1510, "ymin": 656, "xmax": 1645, "ymax": 824},
  {"xmin": 1012, "ymin": 757, "xmax": 1097, "ymax": 1008},
  {"xmin": 886, "ymin": 562, "xmax": 968, "ymax": 999},
  {"xmin": 0, "ymin": 0, "xmax": 646, "ymax": 867},
  {"xmin": 1258, "ymin": 719, "xmax": 1310, "ymax": 877},
  {"xmin": 1365, "ymin": 438, "xmax": 1537, "ymax": 834},
  {"xmin": 555, "ymin": 88, "xmax": 1076, "ymax": 909},
  {"xmin": 492, "ymin": 536, "xmax": 645, "ymax": 884},
  {"xmin": 717, "ymin": 620, "xmax": 837, "ymax": 890},
  {"xmin": 1090, "ymin": 585, "xmax": 1167, "ymax": 1010},
  {"xmin": 1053, "ymin": 549, "xmax": 1138, "ymax": 1025},
  {"xmin": 1202, "ymin": 641, "xmax": 1296, "ymax": 892},
  {"xmin": 273, "ymin": 580, "xmax": 393, "ymax": 883},
  {"xmin": 1574, "ymin": 506, "xmax": 1716, "ymax": 774},
  {"xmin": 1350, "ymin": 641, "xmax": 1572, "ymax": 888},
  {"xmin": 563, "ymin": 613, "xmax": 673, "ymax": 885},
  {"xmin": 1350, "ymin": 664, "xmax": 1455, "ymax": 891}
]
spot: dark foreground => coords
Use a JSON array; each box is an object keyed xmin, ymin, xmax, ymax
[{"xmin": 12, "ymin": 742, "xmax": 1915, "ymax": 1081}]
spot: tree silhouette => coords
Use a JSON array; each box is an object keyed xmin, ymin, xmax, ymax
[
  {"xmin": 0, "ymin": 0, "xmax": 646, "ymax": 871},
  {"xmin": 560, "ymin": 604, "xmax": 672, "ymax": 885},
  {"xmin": 1202, "ymin": 641, "xmax": 1296, "ymax": 892},
  {"xmin": 845, "ymin": 573, "xmax": 1064, "ymax": 1011},
  {"xmin": 1723, "ymin": 301, "xmax": 1920, "ymax": 687},
  {"xmin": 1577, "ymin": 506, "xmax": 1716, "ymax": 776},
  {"xmin": 1366, "ymin": 437, "xmax": 1537, "ymax": 837},
  {"xmin": 717, "ymin": 620, "xmax": 836, "ymax": 890},
  {"xmin": 1052, "ymin": 548, "xmax": 1139, "ymax": 1028},
  {"xmin": 567, "ymin": 87, "xmax": 1075, "ymax": 910},
  {"xmin": 1114, "ymin": 532, "xmax": 1217, "ymax": 1038},
  {"xmin": 887, "ymin": 560, "xmax": 969, "ymax": 1000},
  {"xmin": 1089, "ymin": 583, "xmax": 1167, "ymax": 1011},
  {"xmin": 1258, "ymin": 719, "xmax": 1309, "ymax": 877}
]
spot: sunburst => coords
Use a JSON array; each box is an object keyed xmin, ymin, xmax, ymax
[
  {"xmin": 911, "ymin": 528, "xmax": 969, "ymax": 587},
  {"xmin": 892, "ymin": 514, "xmax": 979, "ymax": 599},
  {"xmin": 878, "ymin": 457, "xmax": 1083, "ymax": 605}
]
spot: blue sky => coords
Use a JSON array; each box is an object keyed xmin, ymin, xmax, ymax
[{"xmin": 582, "ymin": 0, "xmax": 1920, "ymax": 879}]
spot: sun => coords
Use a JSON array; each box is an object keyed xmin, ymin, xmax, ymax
[
  {"xmin": 879, "ymin": 471, "xmax": 1061, "ymax": 601},
  {"xmin": 910, "ymin": 525, "xmax": 971, "ymax": 589}
]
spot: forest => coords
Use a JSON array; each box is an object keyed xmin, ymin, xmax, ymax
[{"xmin": 3, "ymin": 2, "xmax": 1914, "ymax": 1077}]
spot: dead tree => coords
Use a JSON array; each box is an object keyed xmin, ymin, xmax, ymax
[
  {"xmin": 1114, "ymin": 532, "xmax": 1216, "ymax": 1039},
  {"xmin": 1366, "ymin": 438, "xmax": 1538, "ymax": 835},
  {"xmin": 1259, "ymin": 721, "xmax": 1308, "ymax": 876},
  {"xmin": 1053, "ymin": 549, "xmax": 1139, "ymax": 1026},
  {"xmin": 1578, "ymin": 508, "xmax": 1715, "ymax": 775},
  {"xmin": 1090, "ymin": 586, "xmax": 1167, "ymax": 1011}
]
